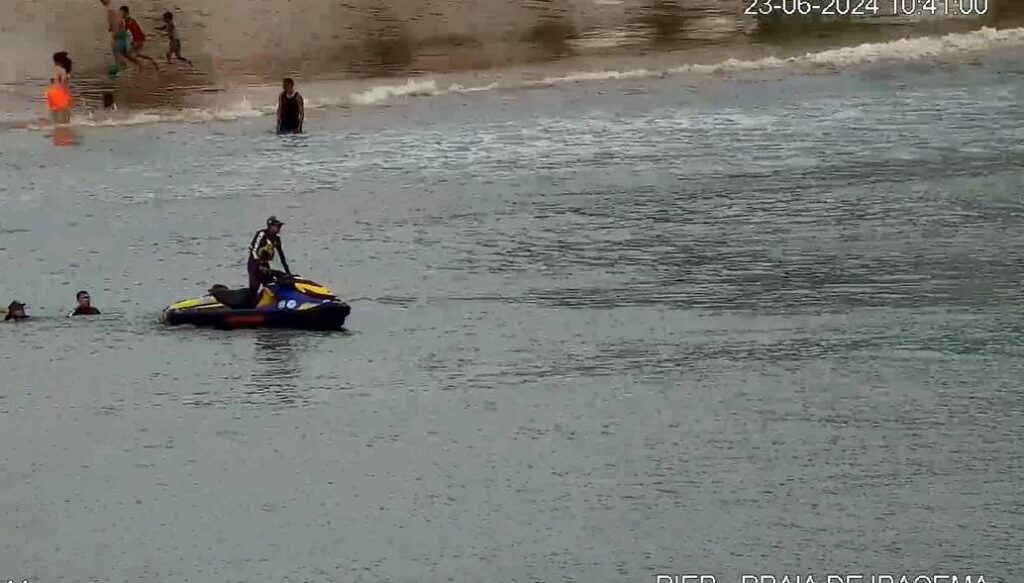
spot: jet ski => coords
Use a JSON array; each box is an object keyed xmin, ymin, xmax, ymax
[{"xmin": 161, "ymin": 275, "xmax": 350, "ymax": 331}]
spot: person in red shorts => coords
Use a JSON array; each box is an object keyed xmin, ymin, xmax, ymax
[
  {"xmin": 47, "ymin": 51, "xmax": 73, "ymax": 123},
  {"xmin": 120, "ymin": 5, "xmax": 159, "ymax": 71}
]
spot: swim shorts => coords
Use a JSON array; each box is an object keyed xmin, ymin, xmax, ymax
[
  {"xmin": 113, "ymin": 32, "xmax": 129, "ymax": 55},
  {"xmin": 45, "ymin": 85, "xmax": 71, "ymax": 111}
]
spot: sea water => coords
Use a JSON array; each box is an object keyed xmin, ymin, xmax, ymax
[{"xmin": 0, "ymin": 15, "xmax": 1021, "ymax": 583}]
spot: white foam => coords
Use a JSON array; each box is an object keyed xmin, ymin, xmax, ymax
[
  {"xmin": 531, "ymin": 26, "xmax": 1024, "ymax": 85},
  {"xmin": 302, "ymin": 94, "xmax": 349, "ymax": 109},
  {"xmin": 69, "ymin": 97, "xmax": 270, "ymax": 128},
  {"xmin": 528, "ymin": 68, "xmax": 659, "ymax": 86},
  {"xmin": 803, "ymin": 26, "xmax": 1024, "ymax": 65},
  {"xmin": 676, "ymin": 26, "xmax": 1024, "ymax": 74},
  {"xmin": 349, "ymin": 78, "xmax": 440, "ymax": 105},
  {"xmin": 448, "ymin": 82, "xmax": 500, "ymax": 94},
  {"xmin": 63, "ymin": 77, "xmax": 475, "ymax": 127}
]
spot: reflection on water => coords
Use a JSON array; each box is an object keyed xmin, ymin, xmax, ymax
[
  {"xmin": 245, "ymin": 329, "xmax": 305, "ymax": 406},
  {"xmin": 50, "ymin": 125, "xmax": 79, "ymax": 147},
  {"xmin": 178, "ymin": 329, "xmax": 309, "ymax": 409}
]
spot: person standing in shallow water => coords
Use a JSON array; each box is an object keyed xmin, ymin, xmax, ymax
[
  {"xmin": 276, "ymin": 78, "xmax": 304, "ymax": 134},
  {"xmin": 47, "ymin": 52, "xmax": 73, "ymax": 124}
]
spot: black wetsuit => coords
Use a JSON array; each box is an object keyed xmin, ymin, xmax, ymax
[
  {"xmin": 69, "ymin": 306, "xmax": 101, "ymax": 316},
  {"xmin": 277, "ymin": 91, "xmax": 302, "ymax": 134},
  {"xmin": 247, "ymin": 229, "xmax": 291, "ymax": 304}
]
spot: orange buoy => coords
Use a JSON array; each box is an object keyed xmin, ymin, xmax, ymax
[{"xmin": 45, "ymin": 85, "xmax": 71, "ymax": 111}]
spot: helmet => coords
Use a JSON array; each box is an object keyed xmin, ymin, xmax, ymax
[{"xmin": 266, "ymin": 216, "xmax": 284, "ymax": 227}]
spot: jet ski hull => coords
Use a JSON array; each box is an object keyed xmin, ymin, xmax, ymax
[
  {"xmin": 161, "ymin": 277, "xmax": 350, "ymax": 331},
  {"xmin": 163, "ymin": 302, "xmax": 350, "ymax": 330}
]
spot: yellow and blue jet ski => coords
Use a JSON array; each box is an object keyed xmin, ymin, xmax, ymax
[{"xmin": 161, "ymin": 276, "xmax": 350, "ymax": 331}]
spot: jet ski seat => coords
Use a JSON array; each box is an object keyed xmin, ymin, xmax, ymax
[{"xmin": 208, "ymin": 285, "xmax": 254, "ymax": 310}]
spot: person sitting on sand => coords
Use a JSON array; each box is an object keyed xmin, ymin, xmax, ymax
[
  {"xmin": 69, "ymin": 291, "xmax": 101, "ymax": 316},
  {"xmin": 4, "ymin": 301, "xmax": 28, "ymax": 321}
]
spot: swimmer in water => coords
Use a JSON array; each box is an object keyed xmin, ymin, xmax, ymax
[
  {"xmin": 120, "ymin": 6, "xmax": 159, "ymax": 71},
  {"xmin": 47, "ymin": 51, "xmax": 73, "ymax": 124},
  {"xmin": 69, "ymin": 291, "xmax": 101, "ymax": 316},
  {"xmin": 155, "ymin": 11, "xmax": 193, "ymax": 67},
  {"xmin": 4, "ymin": 301, "xmax": 28, "ymax": 321}
]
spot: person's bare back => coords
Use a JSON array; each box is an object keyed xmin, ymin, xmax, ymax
[{"xmin": 100, "ymin": 0, "xmax": 122, "ymax": 34}]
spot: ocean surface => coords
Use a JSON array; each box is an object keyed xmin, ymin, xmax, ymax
[{"xmin": 1, "ymin": 14, "xmax": 1022, "ymax": 583}]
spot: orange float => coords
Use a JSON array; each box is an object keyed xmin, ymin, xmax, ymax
[{"xmin": 45, "ymin": 84, "xmax": 71, "ymax": 111}]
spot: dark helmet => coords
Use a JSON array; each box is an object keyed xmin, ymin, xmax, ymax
[{"xmin": 266, "ymin": 216, "xmax": 284, "ymax": 227}]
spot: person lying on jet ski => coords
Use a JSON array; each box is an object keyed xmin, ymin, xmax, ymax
[{"xmin": 248, "ymin": 216, "xmax": 292, "ymax": 304}]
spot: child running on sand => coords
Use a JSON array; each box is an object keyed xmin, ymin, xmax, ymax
[
  {"xmin": 155, "ymin": 11, "xmax": 193, "ymax": 67},
  {"xmin": 99, "ymin": 0, "xmax": 130, "ymax": 72},
  {"xmin": 120, "ymin": 6, "xmax": 159, "ymax": 71}
]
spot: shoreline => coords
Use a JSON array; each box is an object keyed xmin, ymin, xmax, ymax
[{"xmin": 3, "ymin": 23, "xmax": 1022, "ymax": 133}]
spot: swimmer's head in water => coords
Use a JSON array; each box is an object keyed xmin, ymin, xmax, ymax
[
  {"xmin": 6, "ymin": 301, "xmax": 27, "ymax": 320},
  {"xmin": 76, "ymin": 291, "xmax": 93, "ymax": 308}
]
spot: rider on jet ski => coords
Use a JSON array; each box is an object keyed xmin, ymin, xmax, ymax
[{"xmin": 248, "ymin": 216, "xmax": 292, "ymax": 305}]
